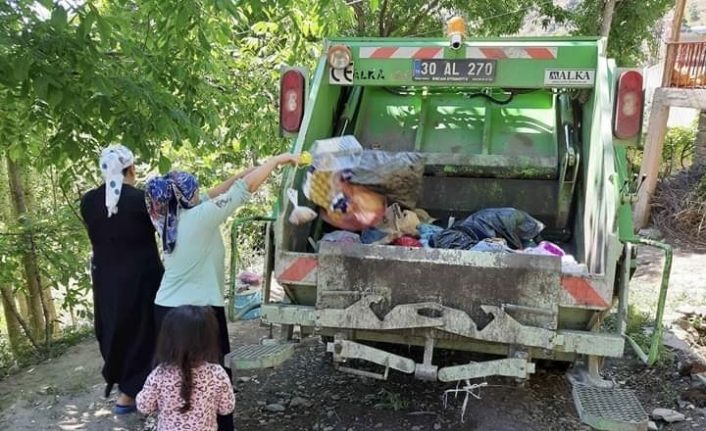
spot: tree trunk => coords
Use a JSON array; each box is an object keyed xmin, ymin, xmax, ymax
[
  {"xmin": 695, "ymin": 110, "xmax": 706, "ymax": 171},
  {"xmin": 17, "ymin": 293, "xmax": 30, "ymax": 323},
  {"xmin": 6, "ymin": 155, "xmax": 48, "ymax": 343},
  {"xmin": 600, "ymin": 0, "xmax": 617, "ymax": 38},
  {"xmin": 23, "ymin": 169, "xmax": 59, "ymax": 337},
  {"xmin": 351, "ymin": 3, "xmax": 366, "ymax": 36},
  {"xmin": 0, "ymin": 158, "xmax": 23, "ymax": 352},
  {"xmin": 0, "ymin": 286, "xmax": 24, "ymax": 353}
]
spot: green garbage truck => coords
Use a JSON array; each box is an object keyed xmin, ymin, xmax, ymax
[{"xmin": 228, "ymin": 30, "xmax": 673, "ymax": 430}]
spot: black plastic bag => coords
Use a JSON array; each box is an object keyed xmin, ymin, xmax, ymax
[
  {"xmin": 429, "ymin": 229, "xmax": 479, "ymax": 250},
  {"xmin": 431, "ymin": 208, "xmax": 544, "ymax": 250},
  {"xmin": 349, "ymin": 151, "xmax": 424, "ymax": 209}
]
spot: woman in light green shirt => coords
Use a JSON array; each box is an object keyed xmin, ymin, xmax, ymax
[{"xmin": 145, "ymin": 153, "xmax": 298, "ymax": 431}]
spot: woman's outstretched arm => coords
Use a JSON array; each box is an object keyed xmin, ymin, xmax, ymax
[
  {"xmin": 242, "ymin": 153, "xmax": 299, "ymax": 193},
  {"xmin": 206, "ymin": 166, "xmax": 257, "ymax": 199},
  {"xmin": 197, "ymin": 153, "xmax": 299, "ymax": 227}
]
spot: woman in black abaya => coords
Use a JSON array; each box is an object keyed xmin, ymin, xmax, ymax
[{"xmin": 80, "ymin": 145, "xmax": 163, "ymax": 414}]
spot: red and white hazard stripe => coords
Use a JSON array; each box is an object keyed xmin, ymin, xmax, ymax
[
  {"xmin": 466, "ymin": 46, "xmax": 557, "ymax": 59},
  {"xmin": 359, "ymin": 47, "xmax": 444, "ymax": 59},
  {"xmin": 276, "ymin": 255, "xmax": 318, "ymax": 285},
  {"xmin": 358, "ymin": 46, "xmax": 557, "ymax": 60},
  {"xmin": 561, "ymin": 276, "xmax": 610, "ymax": 308}
]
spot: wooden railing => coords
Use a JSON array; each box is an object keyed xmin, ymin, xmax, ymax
[{"xmin": 664, "ymin": 41, "xmax": 706, "ymax": 88}]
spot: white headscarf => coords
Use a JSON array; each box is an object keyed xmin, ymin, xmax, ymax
[{"xmin": 99, "ymin": 145, "xmax": 135, "ymax": 217}]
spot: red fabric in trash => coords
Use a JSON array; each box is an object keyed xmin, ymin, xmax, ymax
[{"xmin": 392, "ymin": 236, "xmax": 422, "ymax": 248}]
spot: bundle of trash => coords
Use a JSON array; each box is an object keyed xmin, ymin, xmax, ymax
[
  {"xmin": 288, "ymin": 134, "xmax": 579, "ymax": 264},
  {"xmin": 290, "ymin": 135, "xmax": 425, "ymax": 231}
]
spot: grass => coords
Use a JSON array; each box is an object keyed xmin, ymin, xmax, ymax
[
  {"xmin": 374, "ymin": 389, "xmax": 410, "ymax": 411},
  {"xmin": 624, "ymin": 305, "xmax": 675, "ymax": 368}
]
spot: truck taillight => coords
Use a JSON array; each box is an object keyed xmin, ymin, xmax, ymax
[
  {"xmin": 613, "ymin": 70, "xmax": 643, "ymax": 140},
  {"xmin": 280, "ymin": 69, "xmax": 305, "ymax": 134}
]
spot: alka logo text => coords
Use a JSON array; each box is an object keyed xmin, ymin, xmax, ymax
[{"xmin": 544, "ymin": 69, "xmax": 595, "ymax": 86}]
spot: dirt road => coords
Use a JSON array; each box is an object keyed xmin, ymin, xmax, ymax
[{"xmin": 1, "ymin": 243, "xmax": 705, "ymax": 431}]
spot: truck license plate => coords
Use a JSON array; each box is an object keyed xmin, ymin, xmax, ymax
[{"xmin": 412, "ymin": 59, "xmax": 497, "ymax": 82}]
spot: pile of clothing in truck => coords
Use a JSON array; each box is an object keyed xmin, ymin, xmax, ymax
[{"xmin": 289, "ymin": 135, "xmax": 575, "ymax": 260}]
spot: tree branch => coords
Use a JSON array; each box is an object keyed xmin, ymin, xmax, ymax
[
  {"xmin": 351, "ymin": 2, "xmax": 366, "ymax": 36},
  {"xmin": 378, "ymin": 0, "xmax": 388, "ymax": 37}
]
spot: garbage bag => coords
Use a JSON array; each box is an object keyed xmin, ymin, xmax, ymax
[
  {"xmin": 321, "ymin": 231, "xmax": 361, "ymax": 244},
  {"xmin": 238, "ymin": 271, "xmax": 262, "ymax": 286},
  {"xmin": 392, "ymin": 236, "xmax": 423, "ymax": 248},
  {"xmin": 453, "ymin": 208, "xmax": 543, "ymax": 250},
  {"xmin": 429, "ymin": 228, "xmax": 479, "ymax": 250},
  {"xmin": 303, "ymin": 169, "xmax": 346, "ymax": 211},
  {"xmin": 310, "ymin": 135, "xmax": 363, "ymax": 172},
  {"xmin": 361, "ymin": 228, "xmax": 401, "ymax": 245},
  {"xmin": 418, "ymin": 223, "xmax": 443, "ymax": 248},
  {"xmin": 350, "ymin": 151, "xmax": 424, "ymax": 209},
  {"xmin": 320, "ymin": 182, "xmax": 386, "ymax": 231},
  {"xmin": 431, "ymin": 208, "xmax": 544, "ymax": 250},
  {"xmin": 522, "ymin": 241, "xmax": 565, "ymax": 257},
  {"xmin": 470, "ymin": 238, "xmax": 513, "ymax": 253},
  {"xmin": 287, "ymin": 188, "xmax": 317, "ymax": 226}
]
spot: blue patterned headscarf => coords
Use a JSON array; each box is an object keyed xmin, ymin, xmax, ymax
[{"xmin": 145, "ymin": 171, "xmax": 199, "ymax": 253}]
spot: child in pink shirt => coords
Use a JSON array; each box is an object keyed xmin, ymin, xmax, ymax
[{"xmin": 137, "ymin": 306, "xmax": 235, "ymax": 431}]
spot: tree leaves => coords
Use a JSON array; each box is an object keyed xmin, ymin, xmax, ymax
[
  {"xmin": 569, "ymin": 0, "xmax": 673, "ymax": 66},
  {"xmin": 158, "ymin": 154, "xmax": 172, "ymax": 173},
  {"xmin": 50, "ymin": 6, "xmax": 68, "ymax": 30},
  {"xmin": 12, "ymin": 55, "xmax": 32, "ymax": 82}
]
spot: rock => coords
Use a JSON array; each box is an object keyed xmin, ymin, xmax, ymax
[
  {"xmin": 677, "ymin": 305, "xmax": 697, "ymax": 315},
  {"xmin": 265, "ymin": 403, "xmax": 286, "ymax": 413},
  {"xmin": 682, "ymin": 387, "xmax": 706, "ymax": 408},
  {"xmin": 289, "ymin": 396, "xmax": 312, "ymax": 408},
  {"xmin": 237, "ymin": 376, "xmax": 251, "ymax": 383},
  {"xmin": 648, "ymin": 421, "xmax": 658, "ymax": 431},
  {"xmin": 678, "ymin": 398, "xmax": 693, "ymax": 409},
  {"xmin": 677, "ymin": 305, "xmax": 706, "ymax": 317},
  {"xmin": 663, "ymin": 331, "xmax": 692, "ymax": 353},
  {"xmin": 331, "ymin": 394, "xmax": 341, "ymax": 401},
  {"xmin": 411, "ymin": 427, "xmax": 421, "ymax": 431},
  {"xmin": 652, "ymin": 408, "xmax": 686, "ymax": 423},
  {"xmin": 323, "ymin": 427, "xmax": 334, "ymax": 431},
  {"xmin": 434, "ymin": 424, "xmax": 442, "ymax": 430},
  {"xmin": 327, "ymin": 410, "xmax": 335, "ymax": 419}
]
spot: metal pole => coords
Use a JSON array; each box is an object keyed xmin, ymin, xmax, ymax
[{"xmin": 623, "ymin": 238, "xmax": 673, "ymax": 366}]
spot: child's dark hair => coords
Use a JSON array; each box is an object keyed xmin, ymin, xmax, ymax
[{"xmin": 155, "ymin": 305, "xmax": 220, "ymax": 413}]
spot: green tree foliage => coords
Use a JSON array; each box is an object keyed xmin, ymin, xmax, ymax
[
  {"xmin": 570, "ymin": 0, "xmax": 674, "ymax": 66},
  {"xmin": 345, "ymin": 0, "xmax": 570, "ymax": 37},
  {"xmin": 0, "ymin": 0, "xmax": 344, "ymax": 370}
]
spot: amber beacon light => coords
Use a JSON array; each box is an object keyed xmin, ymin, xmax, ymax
[{"xmin": 447, "ymin": 16, "xmax": 466, "ymax": 50}]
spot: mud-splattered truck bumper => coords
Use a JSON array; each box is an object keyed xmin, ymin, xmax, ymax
[{"xmin": 262, "ymin": 242, "xmax": 624, "ymax": 381}]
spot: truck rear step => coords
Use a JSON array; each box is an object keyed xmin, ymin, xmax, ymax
[
  {"xmin": 572, "ymin": 384, "xmax": 648, "ymax": 431},
  {"xmin": 225, "ymin": 343, "xmax": 295, "ymax": 371}
]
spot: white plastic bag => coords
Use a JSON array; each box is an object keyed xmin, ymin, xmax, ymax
[
  {"xmin": 287, "ymin": 188, "xmax": 317, "ymax": 225},
  {"xmin": 310, "ymin": 135, "xmax": 363, "ymax": 172}
]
